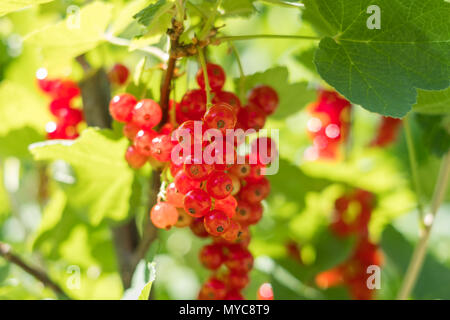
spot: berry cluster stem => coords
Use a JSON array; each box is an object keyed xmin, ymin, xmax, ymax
[
  {"xmin": 230, "ymin": 42, "xmax": 246, "ymax": 102},
  {"xmin": 397, "ymin": 150, "xmax": 450, "ymax": 300},
  {"xmin": 198, "ymin": 0, "xmax": 222, "ymax": 41},
  {"xmin": 214, "ymin": 34, "xmax": 320, "ymax": 43},
  {"xmin": 197, "ymin": 46, "xmax": 213, "ymax": 108}
]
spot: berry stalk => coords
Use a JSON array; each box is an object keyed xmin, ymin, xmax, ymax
[{"xmin": 197, "ymin": 46, "xmax": 213, "ymax": 108}]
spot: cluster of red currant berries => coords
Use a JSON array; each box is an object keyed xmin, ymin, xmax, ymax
[
  {"xmin": 370, "ymin": 116, "xmax": 402, "ymax": 147},
  {"xmin": 36, "ymin": 68, "xmax": 84, "ymax": 140},
  {"xmin": 315, "ymin": 189, "xmax": 383, "ymax": 300},
  {"xmin": 108, "ymin": 62, "xmax": 279, "ymax": 300},
  {"xmin": 305, "ymin": 89, "xmax": 352, "ymax": 160}
]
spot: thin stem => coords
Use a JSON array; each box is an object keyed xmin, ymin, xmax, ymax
[
  {"xmin": 104, "ymin": 33, "xmax": 169, "ymax": 62},
  {"xmin": 0, "ymin": 242, "xmax": 70, "ymax": 299},
  {"xmin": 397, "ymin": 150, "xmax": 450, "ymax": 300},
  {"xmin": 215, "ymin": 34, "xmax": 320, "ymax": 43},
  {"xmin": 404, "ymin": 115, "xmax": 425, "ymax": 221},
  {"xmin": 197, "ymin": 46, "xmax": 212, "ymax": 108},
  {"xmin": 258, "ymin": 0, "xmax": 305, "ymax": 8},
  {"xmin": 198, "ymin": 0, "xmax": 222, "ymax": 41},
  {"xmin": 160, "ymin": 56, "xmax": 177, "ymax": 124},
  {"xmin": 230, "ymin": 42, "xmax": 246, "ymax": 102}
]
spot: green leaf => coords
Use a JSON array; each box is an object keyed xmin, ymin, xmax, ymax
[
  {"xmin": 309, "ymin": 0, "xmax": 450, "ymax": 118},
  {"xmin": 109, "ymin": 0, "xmax": 148, "ymax": 36},
  {"xmin": 29, "ymin": 129, "xmax": 135, "ymax": 225},
  {"xmin": 25, "ymin": 1, "xmax": 112, "ymax": 68},
  {"xmin": 133, "ymin": 0, "xmax": 174, "ymax": 45},
  {"xmin": 415, "ymin": 113, "xmax": 450, "ymax": 157},
  {"xmin": 0, "ymin": 0, "xmax": 54, "ymax": 16},
  {"xmin": 413, "ymin": 88, "xmax": 450, "ymax": 115},
  {"xmin": 0, "ymin": 127, "xmax": 43, "ymax": 159},
  {"xmin": 236, "ymin": 67, "xmax": 316, "ymax": 119},
  {"xmin": 222, "ymin": 0, "xmax": 256, "ymax": 17}
]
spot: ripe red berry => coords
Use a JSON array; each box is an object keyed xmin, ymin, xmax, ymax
[
  {"xmin": 257, "ymin": 283, "xmax": 274, "ymax": 300},
  {"xmin": 166, "ymin": 182, "xmax": 184, "ymax": 208},
  {"xmin": 150, "ymin": 202, "xmax": 179, "ymax": 229},
  {"xmin": 175, "ymin": 208, "xmax": 193, "ymax": 228},
  {"xmin": 214, "ymin": 195, "xmax": 237, "ymax": 219},
  {"xmin": 199, "ymin": 244, "xmax": 224, "ymax": 270},
  {"xmin": 134, "ymin": 129, "xmax": 158, "ymax": 156},
  {"xmin": 108, "ymin": 63, "xmax": 129, "ymax": 85},
  {"xmin": 206, "ymin": 171, "xmax": 233, "ymax": 199},
  {"xmin": 237, "ymin": 104, "xmax": 266, "ymax": 130},
  {"xmin": 174, "ymin": 170, "xmax": 202, "ymax": 194},
  {"xmin": 224, "ymin": 290, "xmax": 244, "ymax": 300},
  {"xmin": 250, "ymin": 136, "xmax": 278, "ymax": 165},
  {"xmin": 109, "ymin": 93, "xmax": 137, "ymax": 123},
  {"xmin": 125, "ymin": 145, "xmax": 147, "ymax": 169},
  {"xmin": 225, "ymin": 246, "xmax": 253, "ymax": 272},
  {"xmin": 198, "ymin": 277, "xmax": 227, "ymax": 300},
  {"xmin": 190, "ymin": 217, "xmax": 209, "ymax": 238},
  {"xmin": 229, "ymin": 163, "xmax": 251, "ymax": 178},
  {"xmin": 240, "ymin": 178, "xmax": 270, "ymax": 203},
  {"xmin": 49, "ymin": 79, "xmax": 80, "ymax": 100},
  {"xmin": 123, "ymin": 122, "xmax": 140, "ymax": 140},
  {"xmin": 184, "ymin": 188, "xmax": 211, "ymax": 217},
  {"xmin": 221, "ymin": 220, "xmax": 241, "ymax": 242},
  {"xmin": 132, "ymin": 99, "xmax": 162, "ymax": 128},
  {"xmin": 247, "ymin": 202, "xmax": 263, "ymax": 225},
  {"xmin": 233, "ymin": 200, "xmax": 252, "ymax": 224},
  {"xmin": 183, "ymin": 155, "xmax": 213, "ymax": 181},
  {"xmin": 248, "ymin": 85, "xmax": 279, "ymax": 115},
  {"xmin": 205, "ymin": 141, "xmax": 236, "ymax": 171},
  {"xmin": 178, "ymin": 90, "xmax": 207, "ymax": 121},
  {"xmin": 46, "ymin": 121, "xmax": 78, "ymax": 140},
  {"xmin": 227, "ymin": 270, "xmax": 249, "ymax": 290},
  {"xmin": 59, "ymin": 107, "xmax": 83, "ymax": 126},
  {"xmin": 196, "ymin": 63, "xmax": 226, "ymax": 91},
  {"xmin": 173, "ymin": 120, "xmax": 204, "ymax": 146},
  {"xmin": 213, "ymin": 91, "xmax": 241, "ymax": 112},
  {"xmin": 150, "ymin": 134, "xmax": 174, "ymax": 162},
  {"xmin": 49, "ymin": 98, "xmax": 71, "ymax": 117},
  {"xmin": 203, "ymin": 103, "xmax": 237, "ymax": 132},
  {"xmin": 204, "ymin": 210, "xmax": 230, "ymax": 236}
]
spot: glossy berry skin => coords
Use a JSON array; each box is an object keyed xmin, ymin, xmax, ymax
[
  {"xmin": 175, "ymin": 208, "xmax": 193, "ymax": 228},
  {"xmin": 199, "ymin": 244, "xmax": 224, "ymax": 270},
  {"xmin": 213, "ymin": 91, "xmax": 241, "ymax": 112},
  {"xmin": 108, "ymin": 63, "xmax": 129, "ymax": 85},
  {"xmin": 150, "ymin": 202, "xmax": 179, "ymax": 229},
  {"xmin": 225, "ymin": 246, "xmax": 253, "ymax": 273},
  {"xmin": 206, "ymin": 141, "xmax": 236, "ymax": 171},
  {"xmin": 196, "ymin": 63, "xmax": 226, "ymax": 91},
  {"xmin": 183, "ymin": 155, "xmax": 213, "ymax": 181},
  {"xmin": 174, "ymin": 170, "xmax": 202, "ymax": 194},
  {"xmin": 206, "ymin": 171, "xmax": 233, "ymax": 199},
  {"xmin": 248, "ymin": 85, "xmax": 279, "ymax": 115},
  {"xmin": 237, "ymin": 104, "xmax": 266, "ymax": 131},
  {"xmin": 132, "ymin": 99, "xmax": 162, "ymax": 128},
  {"xmin": 214, "ymin": 195, "xmax": 237, "ymax": 219},
  {"xmin": 250, "ymin": 136, "xmax": 278, "ymax": 165},
  {"xmin": 123, "ymin": 122, "xmax": 140, "ymax": 140},
  {"xmin": 178, "ymin": 90, "xmax": 207, "ymax": 121},
  {"xmin": 230, "ymin": 164, "xmax": 251, "ymax": 178},
  {"xmin": 46, "ymin": 122, "xmax": 78, "ymax": 140},
  {"xmin": 221, "ymin": 220, "xmax": 241, "ymax": 242},
  {"xmin": 240, "ymin": 178, "xmax": 270, "ymax": 203},
  {"xmin": 59, "ymin": 107, "xmax": 83, "ymax": 126},
  {"xmin": 204, "ymin": 210, "xmax": 231, "ymax": 236},
  {"xmin": 198, "ymin": 277, "xmax": 227, "ymax": 300},
  {"xmin": 134, "ymin": 129, "xmax": 158, "ymax": 156},
  {"xmin": 233, "ymin": 200, "xmax": 252, "ymax": 224},
  {"xmin": 150, "ymin": 134, "xmax": 174, "ymax": 162},
  {"xmin": 203, "ymin": 103, "xmax": 237, "ymax": 133},
  {"xmin": 173, "ymin": 120, "xmax": 204, "ymax": 146},
  {"xmin": 125, "ymin": 145, "xmax": 147, "ymax": 169},
  {"xmin": 228, "ymin": 270, "xmax": 249, "ymax": 290},
  {"xmin": 49, "ymin": 98, "xmax": 71, "ymax": 118},
  {"xmin": 247, "ymin": 202, "xmax": 263, "ymax": 225},
  {"xmin": 224, "ymin": 290, "xmax": 244, "ymax": 300},
  {"xmin": 109, "ymin": 93, "xmax": 137, "ymax": 123},
  {"xmin": 257, "ymin": 283, "xmax": 274, "ymax": 300},
  {"xmin": 190, "ymin": 217, "xmax": 209, "ymax": 238},
  {"xmin": 184, "ymin": 188, "xmax": 211, "ymax": 217},
  {"xmin": 166, "ymin": 182, "xmax": 184, "ymax": 208}
]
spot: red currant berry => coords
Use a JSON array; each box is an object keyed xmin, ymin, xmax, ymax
[
  {"xmin": 250, "ymin": 136, "xmax": 278, "ymax": 165},
  {"xmin": 51, "ymin": 79, "xmax": 80, "ymax": 100},
  {"xmin": 132, "ymin": 99, "xmax": 162, "ymax": 128},
  {"xmin": 257, "ymin": 283, "xmax": 274, "ymax": 300},
  {"xmin": 221, "ymin": 220, "xmax": 241, "ymax": 242},
  {"xmin": 229, "ymin": 163, "xmax": 251, "ymax": 178},
  {"xmin": 125, "ymin": 145, "xmax": 147, "ymax": 169},
  {"xmin": 227, "ymin": 270, "xmax": 249, "ymax": 290},
  {"xmin": 190, "ymin": 217, "xmax": 209, "ymax": 238},
  {"xmin": 225, "ymin": 246, "xmax": 253, "ymax": 272},
  {"xmin": 173, "ymin": 120, "xmax": 204, "ymax": 146},
  {"xmin": 175, "ymin": 208, "xmax": 193, "ymax": 228},
  {"xmin": 109, "ymin": 93, "xmax": 137, "ymax": 123},
  {"xmin": 247, "ymin": 202, "xmax": 263, "ymax": 225},
  {"xmin": 204, "ymin": 210, "xmax": 230, "ymax": 236},
  {"xmin": 46, "ymin": 121, "xmax": 78, "ymax": 140},
  {"xmin": 224, "ymin": 290, "xmax": 244, "ymax": 300},
  {"xmin": 214, "ymin": 195, "xmax": 237, "ymax": 219},
  {"xmin": 150, "ymin": 134, "xmax": 174, "ymax": 162},
  {"xmin": 233, "ymin": 200, "xmax": 252, "ymax": 224},
  {"xmin": 150, "ymin": 202, "xmax": 179, "ymax": 229},
  {"xmin": 237, "ymin": 104, "xmax": 266, "ymax": 130},
  {"xmin": 199, "ymin": 244, "xmax": 224, "ymax": 270},
  {"xmin": 178, "ymin": 89, "xmax": 207, "ymax": 121},
  {"xmin": 196, "ymin": 63, "xmax": 226, "ymax": 91},
  {"xmin": 174, "ymin": 170, "xmax": 202, "ymax": 194},
  {"xmin": 206, "ymin": 171, "xmax": 233, "ymax": 199},
  {"xmin": 198, "ymin": 277, "xmax": 227, "ymax": 300},
  {"xmin": 123, "ymin": 122, "xmax": 140, "ymax": 140},
  {"xmin": 108, "ymin": 63, "xmax": 129, "ymax": 85},
  {"xmin": 240, "ymin": 178, "xmax": 270, "ymax": 203},
  {"xmin": 213, "ymin": 91, "xmax": 241, "ymax": 112},
  {"xmin": 184, "ymin": 188, "xmax": 211, "ymax": 217},
  {"xmin": 203, "ymin": 102, "xmax": 237, "ymax": 133},
  {"xmin": 59, "ymin": 107, "xmax": 83, "ymax": 126},
  {"xmin": 248, "ymin": 85, "xmax": 279, "ymax": 115},
  {"xmin": 183, "ymin": 155, "xmax": 213, "ymax": 181},
  {"xmin": 205, "ymin": 141, "xmax": 236, "ymax": 171},
  {"xmin": 49, "ymin": 98, "xmax": 71, "ymax": 118},
  {"xmin": 166, "ymin": 182, "xmax": 184, "ymax": 208},
  {"xmin": 134, "ymin": 129, "xmax": 158, "ymax": 156}
]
